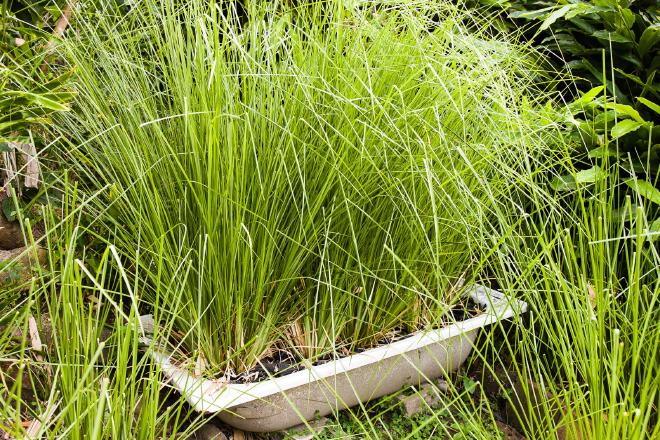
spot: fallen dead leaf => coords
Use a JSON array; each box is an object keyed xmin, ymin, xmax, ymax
[{"xmin": 587, "ymin": 284, "xmax": 597, "ymax": 309}]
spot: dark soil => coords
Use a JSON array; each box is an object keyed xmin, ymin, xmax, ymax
[{"xmin": 230, "ymin": 297, "xmax": 483, "ymax": 384}]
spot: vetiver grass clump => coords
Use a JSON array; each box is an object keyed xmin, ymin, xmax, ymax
[{"xmin": 57, "ymin": 0, "xmax": 555, "ymax": 374}]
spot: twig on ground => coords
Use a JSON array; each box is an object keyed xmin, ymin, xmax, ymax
[
  {"xmin": 41, "ymin": 0, "xmax": 77, "ymax": 73},
  {"xmin": 44, "ymin": 1, "xmax": 77, "ymax": 51},
  {"xmin": 25, "ymin": 399, "xmax": 59, "ymax": 439},
  {"xmin": 28, "ymin": 315, "xmax": 52, "ymax": 377}
]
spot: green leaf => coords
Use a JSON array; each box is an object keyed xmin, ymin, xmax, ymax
[
  {"xmin": 28, "ymin": 93, "xmax": 71, "ymax": 112},
  {"xmin": 543, "ymin": 34, "xmax": 587, "ymax": 56},
  {"xmin": 637, "ymin": 97, "xmax": 660, "ymax": 115},
  {"xmin": 593, "ymin": 0, "xmax": 617, "ymax": 9},
  {"xmin": 618, "ymin": 8, "xmax": 636, "ymax": 31},
  {"xmin": 594, "ymin": 110, "xmax": 616, "ymax": 129},
  {"xmin": 611, "ymin": 203, "xmax": 641, "ymax": 223},
  {"xmin": 0, "ymin": 120, "xmax": 27, "ymax": 133},
  {"xmin": 602, "ymin": 102, "xmax": 644, "ymax": 122},
  {"xmin": 576, "ymin": 166, "xmax": 607, "ymax": 184},
  {"xmin": 588, "ymin": 146, "xmax": 620, "ymax": 158},
  {"xmin": 613, "ymin": 68, "xmax": 646, "ymax": 88},
  {"xmin": 592, "ymin": 30, "xmax": 633, "ymax": 44},
  {"xmin": 611, "ymin": 119, "xmax": 644, "ymax": 139},
  {"xmin": 539, "ymin": 5, "xmax": 576, "ymax": 32},
  {"xmin": 565, "ymin": 3, "xmax": 599, "ymax": 20},
  {"xmin": 619, "ymin": 53, "xmax": 644, "ymax": 70},
  {"xmin": 510, "ymin": 7, "xmax": 555, "ymax": 20},
  {"xmin": 463, "ymin": 377, "xmax": 478, "ymax": 394},
  {"xmin": 638, "ymin": 24, "xmax": 660, "ymax": 58},
  {"xmin": 1, "ymin": 197, "xmax": 17, "ymax": 222},
  {"xmin": 624, "ymin": 179, "xmax": 660, "ymax": 206},
  {"xmin": 0, "ymin": 143, "xmax": 13, "ymax": 153},
  {"xmin": 41, "ymin": 70, "xmax": 76, "ymax": 91},
  {"xmin": 570, "ymin": 17, "xmax": 597, "ymax": 35},
  {"xmin": 551, "ymin": 166, "xmax": 608, "ymax": 191},
  {"xmin": 649, "ymin": 218, "xmax": 660, "ymax": 242},
  {"xmin": 551, "ymin": 174, "xmax": 577, "ymax": 192},
  {"xmin": 573, "ymin": 86, "xmax": 605, "ymax": 106},
  {"xmin": 3, "ymin": 91, "xmax": 70, "ymax": 111}
]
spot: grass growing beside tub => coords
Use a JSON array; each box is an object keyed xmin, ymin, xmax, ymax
[{"xmin": 0, "ymin": 191, "xmax": 200, "ymax": 439}]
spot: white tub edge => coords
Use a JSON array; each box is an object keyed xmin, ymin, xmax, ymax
[{"xmin": 144, "ymin": 284, "xmax": 527, "ymax": 416}]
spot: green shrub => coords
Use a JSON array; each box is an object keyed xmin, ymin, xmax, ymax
[
  {"xmin": 508, "ymin": 1, "xmax": 658, "ymax": 101},
  {"xmin": 467, "ymin": 0, "xmax": 659, "ymax": 232}
]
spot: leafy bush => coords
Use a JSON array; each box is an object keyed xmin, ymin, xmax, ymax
[
  {"xmin": 508, "ymin": 0, "xmax": 658, "ymax": 102},
  {"xmin": 466, "ymin": 0, "xmax": 659, "ymax": 243},
  {"xmin": 470, "ymin": 0, "xmax": 659, "ymax": 172}
]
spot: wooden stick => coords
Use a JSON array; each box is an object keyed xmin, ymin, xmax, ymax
[
  {"xmin": 45, "ymin": 0, "xmax": 76, "ymax": 50},
  {"xmin": 41, "ymin": 0, "xmax": 77, "ymax": 73},
  {"xmin": 1, "ymin": 149, "xmax": 18, "ymax": 196},
  {"xmin": 25, "ymin": 399, "xmax": 59, "ymax": 438},
  {"xmin": 8, "ymin": 142, "xmax": 40, "ymax": 189}
]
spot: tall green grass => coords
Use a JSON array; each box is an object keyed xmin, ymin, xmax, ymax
[
  {"xmin": 469, "ymin": 151, "xmax": 660, "ymax": 438},
  {"xmin": 0, "ymin": 3, "xmax": 656, "ymax": 438},
  {"xmin": 296, "ymin": 118, "xmax": 660, "ymax": 439},
  {"xmin": 0, "ymin": 190, "xmax": 201, "ymax": 439},
  {"xmin": 56, "ymin": 0, "xmax": 555, "ymax": 374},
  {"xmin": 2, "ymin": 162, "xmax": 656, "ymax": 438}
]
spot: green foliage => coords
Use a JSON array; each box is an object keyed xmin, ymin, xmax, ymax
[
  {"xmin": 484, "ymin": 163, "xmax": 660, "ymax": 439},
  {"xmin": 470, "ymin": 0, "xmax": 659, "ymax": 190},
  {"xmin": 311, "ymin": 383, "xmax": 504, "ymax": 439},
  {"xmin": 0, "ymin": 191, "xmax": 200, "ymax": 439},
  {"xmin": 561, "ymin": 83, "xmax": 658, "ymax": 167},
  {"xmin": 1, "ymin": 2, "xmax": 655, "ymax": 439},
  {"xmin": 550, "ymin": 84, "xmax": 659, "ymax": 230},
  {"xmin": 0, "ymin": 1, "xmax": 73, "ymax": 144},
  {"xmin": 491, "ymin": 0, "xmax": 659, "ymax": 104},
  {"xmin": 56, "ymin": 0, "xmax": 557, "ymax": 373}
]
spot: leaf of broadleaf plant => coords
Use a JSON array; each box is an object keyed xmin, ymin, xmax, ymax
[
  {"xmin": 588, "ymin": 146, "xmax": 620, "ymax": 158},
  {"xmin": 550, "ymin": 174, "xmax": 577, "ymax": 192},
  {"xmin": 543, "ymin": 34, "xmax": 587, "ymax": 55},
  {"xmin": 594, "ymin": 110, "xmax": 616, "ymax": 128},
  {"xmin": 0, "ymin": 120, "xmax": 27, "ymax": 133},
  {"xmin": 565, "ymin": 3, "xmax": 598, "ymax": 20},
  {"xmin": 570, "ymin": 17, "xmax": 597, "ymax": 35},
  {"xmin": 618, "ymin": 8, "xmax": 636, "ymax": 31},
  {"xmin": 551, "ymin": 166, "xmax": 608, "ymax": 191},
  {"xmin": 28, "ymin": 93, "xmax": 71, "ymax": 112},
  {"xmin": 510, "ymin": 7, "xmax": 555, "ymax": 20},
  {"xmin": 539, "ymin": 5, "xmax": 576, "ymax": 31},
  {"xmin": 575, "ymin": 166, "xmax": 608, "ymax": 184},
  {"xmin": 619, "ymin": 52, "xmax": 644, "ymax": 70},
  {"xmin": 593, "ymin": 0, "xmax": 617, "ymax": 10},
  {"xmin": 624, "ymin": 179, "xmax": 660, "ymax": 206},
  {"xmin": 611, "ymin": 119, "xmax": 644, "ymax": 139},
  {"xmin": 1, "ymin": 197, "xmax": 17, "ymax": 222},
  {"xmin": 638, "ymin": 24, "xmax": 660, "ymax": 58},
  {"xmin": 603, "ymin": 102, "xmax": 644, "ymax": 122},
  {"xmin": 572, "ymin": 86, "xmax": 604, "ymax": 107},
  {"xmin": 592, "ymin": 30, "xmax": 633, "ymax": 44},
  {"xmin": 613, "ymin": 68, "xmax": 646, "ymax": 88},
  {"xmin": 637, "ymin": 97, "xmax": 660, "ymax": 115},
  {"xmin": 649, "ymin": 218, "xmax": 660, "ymax": 242}
]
